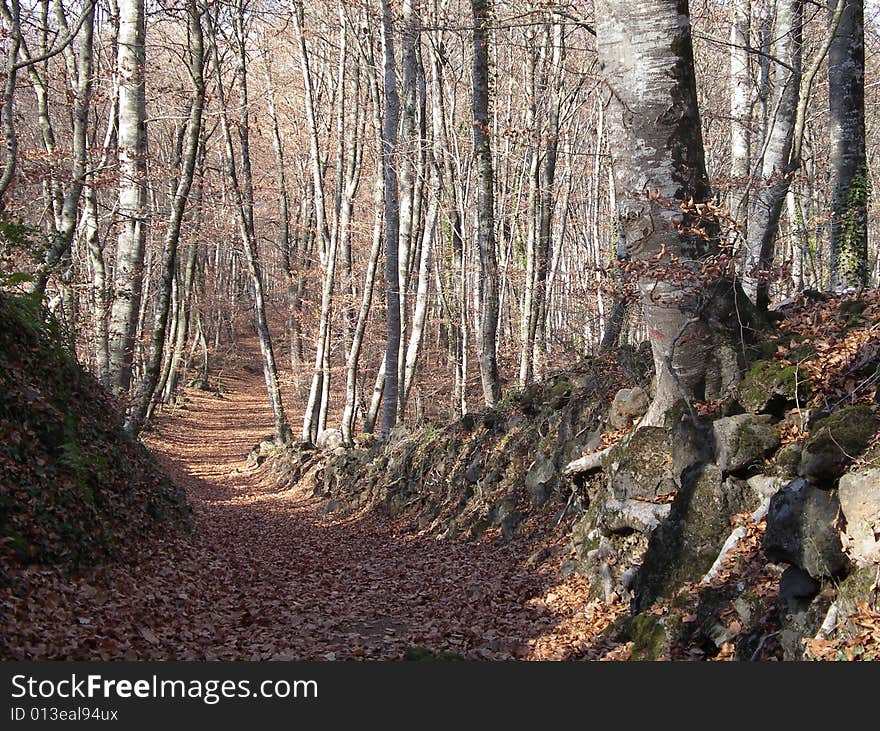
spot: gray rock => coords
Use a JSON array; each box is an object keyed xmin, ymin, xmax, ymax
[
  {"xmin": 598, "ymin": 498, "xmax": 671, "ymax": 535},
  {"xmin": 779, "ymin": 566, "xmax": 821, "ymax": 607},
  {"xmin": 774, "ymin": 442, "xmax": 803, "ymax": 479},
  {"xmin": 316, "ymin": 428, "xmax": 344, "ymax": 450},
  {"xmin": 487, "ymin": 497, "xmax": 515, "ymax": 525},
  {"xmin": 606, "ymin": 427, "xmax": 676, "ymax": 501},
  {"xmin": 500, "ymin": 510, "xmax": 524, "ymax": 542},
  {"xmin": 798, "ymin": 405, "xmax": 875, "ymax": 483},
  {"xmin": 712, "ymin": 413, "xmax": 780, "ymax": 473},
  {"xmin": 838, "ymin": 467, "xmax": 880, "ymax": 566},
  {"xmin": 608, "ymin": 386, "xmax": 650, "ymax": 429},
  {"xmin": 764, "ymin": 478, "xmax": 849, "ymax": 578},
  {"xmin": 464, "ymin": 457, "xmax": 482, "ymax": 484},
  {"xmin": 779, "ymin": 591, "xmax": 833, "ymax": 661},
  {"xmin": 747, "ymin": 473, "xmax": 786, "ymax": 501},
  {"xmin": 739, "ymin": 360, "xmax": 810, "ymax": 415},
  {"xmin": 525, "ymin": 453, "xmax": 555, "ymax": 506},
  {"xmin": 835, "ymin": 565, "xmax": 879, "ymax": 621}
]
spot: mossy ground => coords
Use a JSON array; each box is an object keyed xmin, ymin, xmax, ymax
[{"xmin": 0, "ymin": 295, "xmax": 189, "ymax": 568}]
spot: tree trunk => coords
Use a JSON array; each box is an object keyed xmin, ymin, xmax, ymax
[
  {"xmin": 208, "ymin": 2, "xmax": 289, "ymax": 443},
  {"xmin": 125, "ymin": 0, "xmax": 204, "ymax": 435},
  {"xmin": 729, "ymin": 0, "xmax": 751, "ymax": 234},
  {"xmin": 828, "ymin": 0, "xmax": 867, "ymax": 289},
  {"xmin": 380, "ymin": 0, "xmax": 402, "ymax": 440},
  {"xmin": 0, "ymin": 0, "xmax": 21, "ymax": 206},
  {"xmin": 471, "ymin": 0, "xmax": 501, "ymax": 407},
  {"xmin": 341, "ymin": 4, "xmax": 384, "ymax": 444},
  {"xmin": 596, "ymin": 0, "xmax": 732, "ymax": 424},
  {"xmin": 744, "ymin": 0, "xmax": 801, "ymax": 310},
  {"xmin": 107, "ymin": 0, "xmax": 147, "ymax": 396},
  {"xmin": 295, "ymin": 2, "xmax": 341, "ymax": 443}
]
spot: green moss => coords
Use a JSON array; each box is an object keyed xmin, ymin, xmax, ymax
[
  {"xmin": 740, "ymin": 360, "xmax": 810, "ymax": 413},
  {"xmin": 798, "ymin": 405, "xmax": 876, "ymax": 482},
  {"xmin": 629, "ymin": 614, "xmax": 670, "ymax": 661},
  {"xmin": 807, "ymin": 406, "xmax": 875, "ymax": 455},
  {"xmin": 774, "ymin": 442, "xmax": 803, "ymax": 478},
  {"xmin": 549, "ymin": 375, "xmax": 573, "ymax": 409},
  {"xmin": 0, "ymin": 294, "xmax": 189, "ymax": 568}
]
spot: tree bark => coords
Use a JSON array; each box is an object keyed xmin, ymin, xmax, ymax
[
  {"xmin": 744, "ymin": 0, "xmax": 801, "ymax": 310},
  {"xmin": 107, "ymin": 0, "xmax": 147, "ymax": 396},
  {"xmin": 729, "ymin": 0, "xmax": 751, "ymax": 234},
  {"xmin": 208, "ymin": 1, "xmax": 289, "ymax": 442},
  {"xmin": 471, "ymin": 0, "xmax": 501, "ymax": 407},
  {"xmin": 380, "ymin": 0, "xmax": 402, "ymax": 440},
  {"xmin": 596, "ymin": 0, "xmax": 731, "ymax": 424},
  {"xmin": 828, "ymin": 0, "xmax": 867, "ymax": 289}
]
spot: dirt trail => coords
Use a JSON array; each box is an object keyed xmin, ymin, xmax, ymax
[{"xmin": 4, "ymin": 339, "xmax": 611, "ymax": 660}]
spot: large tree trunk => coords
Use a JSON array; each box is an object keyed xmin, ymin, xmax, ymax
[
  {"xmin": 471, "ymin": 0, "xmax": 501, "ymax": 407},
  {"xmin": 107, "ymin": 0, "xmax": 147, "ymax": 396},
  {"xmin": 828, "ymin": 0, "xmax": 867, "ymax": 289},
  {"xmin": 596, "ymin": 0, "xmax": 732, "ymax": 425}
]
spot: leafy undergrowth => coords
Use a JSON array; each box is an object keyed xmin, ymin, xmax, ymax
[
  {"xmin": 772, "ymin": 289, "xmax": 880, "ymax": 411},
  {"xmin": 0, "ymin": 294, "xmax": 188, "ymax": 570},
  {"xmin": 804, "ymin": 602, "xmax": 880, "ymax": 661}
]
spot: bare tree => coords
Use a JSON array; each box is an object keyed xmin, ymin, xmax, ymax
[
  {"xmin": 379, "ymin": 0, "xmax": 402, "ymax": 440},
  {"xmin": 828, "ymin": 0, "xmax": 868, "ymax": 288},
  {"xmin": 471, "ymin": 0, "xmax": 501, "ymax": 407},
  {"xmin": 728, "ymin": 0, "xmax": 751, "ymax": 234},
  {"xmin": 596, "ymin": 0, "xmax": 736, "ymax": 423},
  {"xmin": 107, "ymin": 0, "xmax": 147, "ymax": 395},
  {"xmin": 207, "ymin": 0, "xmax": 289, "ymax": 442},
  {"xmin": 126, "ymin": 0, "xmax": 205, "ymax": 434}
]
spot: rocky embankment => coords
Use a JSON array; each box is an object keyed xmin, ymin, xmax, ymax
[{"xmin": 266, "ymin": 291, "xmax": 880, "ymax": 660}]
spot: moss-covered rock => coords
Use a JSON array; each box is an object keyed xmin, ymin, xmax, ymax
[
  {"xmin": 628, "ymin": 613, "xmax": 676, "ymax": 661},
  {"xmin": 548, "ymin": 374, "xmax": 574, "ymax": 409},
  {"xmin": 764, "ymin": 478, "xmax": 849, "ymax": 579},
  {"xmin": 774, "ymin": 441, "xmax": 803, "ymax": 479},
  {"xmin": 606, "ymin": 427, "xmax": 676, "ymax": 501},
  {"xmin": 835, "ymin": 565, "xmax": 879, "ymax": 620},
  {"xmin": 524, "ymin": 453, "xmax": 555, "ymax": 506},
  {"xmin": 739, "ymin": 359, "xmax": 811, "ymax": 415},
  {"xmin": 799, "ymin": 405, "xmax": 876, "ymax": 483},
  {"xmin": 712, "ymin": 413, "xmax": 780, "ymax": 473},
  {"xmin": 633, "ymin": 465, "xmax": 760, "ymax": 610}
]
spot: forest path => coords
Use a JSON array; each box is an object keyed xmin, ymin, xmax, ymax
[{"xmin": 6, "ymin": 338, "xmax": 611, "ymax": 660}]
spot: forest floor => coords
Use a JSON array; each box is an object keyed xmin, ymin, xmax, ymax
[{"xmin": 3, "ymin": 337, "xmax": 625, "ymax": 661}]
